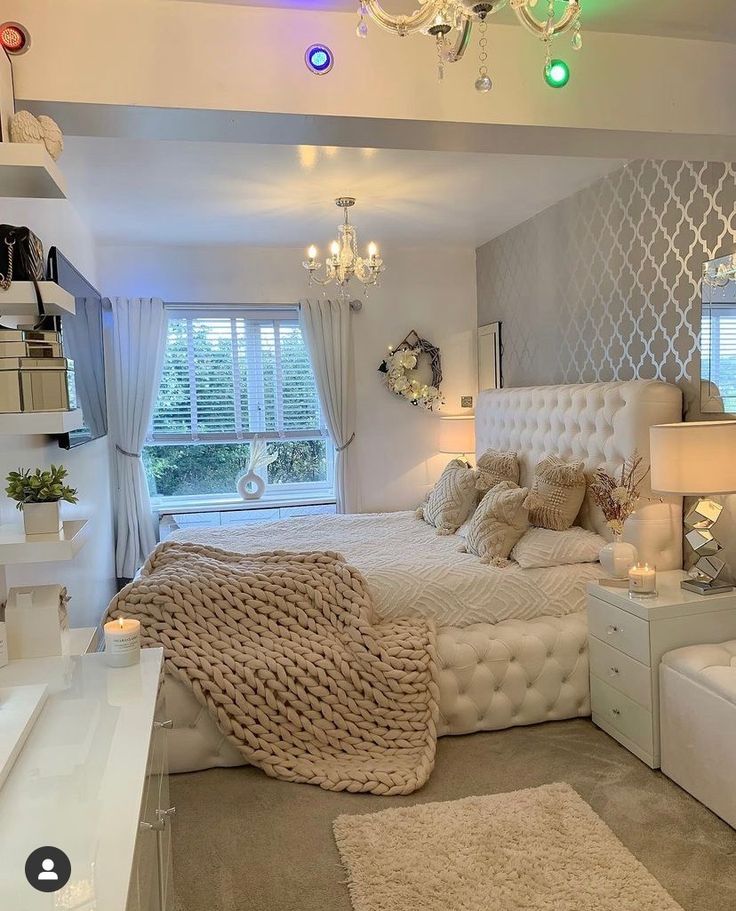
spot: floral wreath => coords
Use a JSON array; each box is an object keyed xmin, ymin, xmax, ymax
[{"xmin": 378, "ymin": 330, "xmax": 444, "ymax": 411}]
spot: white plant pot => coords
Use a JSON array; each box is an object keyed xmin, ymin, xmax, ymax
[
  {"xmin": 599, "ymin": 538, "xmax": 638, "ymax": 579},
  {"xmin": 237, "ymin": 470, "xmax": 266, "ymax": 501},
  {"xmin": 22, "ymin": 501, "xmax": 62, "ymax": 537}
]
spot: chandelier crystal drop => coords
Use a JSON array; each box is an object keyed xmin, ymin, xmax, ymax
[
  {"xmin": 356, "ymin": 0, "xmax": 582, "ymax": 91},
  {"xmin": 303, "ymin": 197, "xmax": 385, "ymax": 301}
]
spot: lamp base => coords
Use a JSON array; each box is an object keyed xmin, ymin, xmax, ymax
[{"xmin": 681, "ymin": 578, "xmax": 734, "ymax": 596}]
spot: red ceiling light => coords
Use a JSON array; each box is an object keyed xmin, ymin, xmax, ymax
[{"xmin": 0, "ymin": 22, "xmax": 30, "ymax": 55}]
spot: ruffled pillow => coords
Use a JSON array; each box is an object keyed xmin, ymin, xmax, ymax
[
  {"xmin": 528, "ymin": 455, "xmax": 586, "ymax": 531},
  {"xmin": 475, "ymin": 448, "xmax": 520, "ymax": 494},
  {"xmin": 460, "ymin": 481, "xmax": 532, "ymax": 565},
  {"xmin": 417, "ymin": 459, "xmax": 478, "ymax": 535},
  {"xmin": 511, "ymin": 526, "xmax": 605, "ymax": 569}
]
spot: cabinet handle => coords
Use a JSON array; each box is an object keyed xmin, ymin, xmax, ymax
[
  {"xmin": 606, "ymin": 625, "xmax": 621, "ymax": 636},
  {"xmin": 156, "ymin": 806, "xmax": 176, "ymax": 825},
  {"xmin": 611, "ymin": 707, "xmax": 621, "ymax": 717},
  {"xmin": 608, "ymin": 666, "xmax": 620, "ymax": 677},
  {"xmin": 154, "ymin": 719, "xmax": 174, "ymax": 729}
]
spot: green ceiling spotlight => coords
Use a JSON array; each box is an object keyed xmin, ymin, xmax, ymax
[{"xmin": 544, "ymin": 58, "xmax": 570, "ymax": 88}]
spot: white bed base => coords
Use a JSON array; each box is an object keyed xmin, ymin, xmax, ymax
[
  {"xmin": 164, "ymin": 613, "xmax": 590, "ymax": 774},
  {"xmin": 162, "ymin": 380, "xmax": 683, "ymax": 773}
]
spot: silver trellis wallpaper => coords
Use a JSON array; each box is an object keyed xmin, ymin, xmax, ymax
[{"xmin": 476, "ymin": 159, "xmax": 736, "ymax": 575}]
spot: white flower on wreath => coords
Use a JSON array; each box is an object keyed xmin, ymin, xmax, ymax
[
  {"xmin": 393, "ymin": 375, "xmax": 410, "ymax": 393},
  {"xmin": 396, "ymin": 350, "xmax": 418, "ymax": 370}
]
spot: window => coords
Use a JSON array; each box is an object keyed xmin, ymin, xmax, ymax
[{"xmin": 143, "ymin": 307, "xmax": 333, "ymax": 502}]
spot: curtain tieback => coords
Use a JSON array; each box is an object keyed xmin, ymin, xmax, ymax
[
  {"xmin": 116, "ymin": 444, "xmax": 142, "ymax": 459},
  {"xmin": 335, "ymin": 432, "xmax": 355, "ymax": 453}
]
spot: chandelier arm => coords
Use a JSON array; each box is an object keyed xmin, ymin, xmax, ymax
[
  {"xmin": 513, "ymin": 2, "xmax": 580, "ymax": 38},
  {"xmin": 446, "ymin": 17, "xmax": 473, "ymax": 63},
  {"xmin": 307, "ymin": 272, "xmax": 337, "ymax": 287},
  {"xmin": 362, "ymin": 0, "xmax": 442, "ymax": 35}
]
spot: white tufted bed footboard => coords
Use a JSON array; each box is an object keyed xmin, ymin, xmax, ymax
[{"xmin": 163, "ymin": 613, "xmax": 590, "ymax": 774}]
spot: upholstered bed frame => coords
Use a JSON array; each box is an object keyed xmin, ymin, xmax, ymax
[{"xmin": 163, "ymin": 380, "xmax": 684, "ymax": 772}]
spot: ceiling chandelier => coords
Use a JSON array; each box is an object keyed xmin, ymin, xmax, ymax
[
  {"xmin": 355, "ymin": 0, "xmax": 583, "ymax": 92},
  {"xmin": 303, "ymin": 197, "xmax": 385, "ymax": 300}
]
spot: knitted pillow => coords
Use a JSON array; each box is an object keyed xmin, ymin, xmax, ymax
[
  {"xmin": 461, "ymin": 481, "xmax": 531, "ymax": 565},
  {"xmin": 475, "ymin": 448, "xmax": 520, "ymax": 494},
  {"xmin": 511, "ymin": 526, "xmax": 606, "ymax": 569},
  {"xmin": 528, "ymin": 455, "xmax": 587, "ymax": 531},
  {"xmin": 418, "ymin": 459, "xmax": 478, "ymax": 535}
]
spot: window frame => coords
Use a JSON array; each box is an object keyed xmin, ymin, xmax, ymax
[{"xmin": 145, "ymin": 304, "xmax": 335, "ymax": 504}]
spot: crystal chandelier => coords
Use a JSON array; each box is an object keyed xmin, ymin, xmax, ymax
[
  {"xmin": 355, "ymin": 0, "xmax": 583, "ymax": 92},
  {"xmin": 303, "ymin": 197, "xmax": 385, "ymax": 300}
]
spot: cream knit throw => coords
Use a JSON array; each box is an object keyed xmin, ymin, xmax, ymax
[{"xmin": 106, "ymin": 542, "xmax": 439, "ymax": 795}]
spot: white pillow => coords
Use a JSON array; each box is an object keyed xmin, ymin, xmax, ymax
[{"xmin": 511, "ymin": 526, "xmax": 605, "ymax": 569}]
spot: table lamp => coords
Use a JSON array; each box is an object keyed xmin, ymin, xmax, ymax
[
  {"xmin": 650, "ymin": 421, "xmax": 736, "ymax": 595},
  {"xmin": 438, "ymin": 415, "xmax": 475, "ymax": 463}
]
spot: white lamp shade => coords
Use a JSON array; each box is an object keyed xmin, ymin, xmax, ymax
[
  {"xmin": 650, "ymin": 421, "xmax": 736, "ymax": 495},
  {"xmin": 438, "ymin": 416, "xmax": 475, "ymax": 455}
]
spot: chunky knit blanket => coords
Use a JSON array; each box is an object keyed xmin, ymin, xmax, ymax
[{"xmin": 106, "ymin": 542, "xmax": 439, "ymax": 795}]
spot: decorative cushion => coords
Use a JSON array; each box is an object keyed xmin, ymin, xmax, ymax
[
  {"xmin": 461, "ymin": 481, "xmax": 531, "ymax": 564},
  {"xmin": 418, "ymin": 459, "xmax": 478, "ymax": 535},
  {"xmin": 528, "ymin": 456, "xmax": 586, "ymax": 531},
  {"xmin": 511, "ymin": 526, "xmax": 605, "ymax": 569},
  {"xmin": 475, "ymin": 448, "xmax": 520, "ymax": 493}
]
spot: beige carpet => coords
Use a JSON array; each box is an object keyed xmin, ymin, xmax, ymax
[{"xmin": 333, "ymin": 782, "xmax": 683, "ymax": 911}]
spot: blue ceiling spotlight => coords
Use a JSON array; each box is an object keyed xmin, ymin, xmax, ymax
[{"xmin": 305, "ymin": 44, "xmax": 334, "ymax": 75}]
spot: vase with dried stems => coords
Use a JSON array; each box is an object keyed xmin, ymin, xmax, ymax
[{"xmin": 589, "ymin": 452, "xmax": 649, "ymax": 578}]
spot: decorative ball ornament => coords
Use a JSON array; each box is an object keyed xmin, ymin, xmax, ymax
[
  {"xmin": 544, "ymin": 58, "xmax": 570, "ymax": 88},
  {"xmin": 475, "ymin": 74, "xmax": 492, "ymax": 92}
]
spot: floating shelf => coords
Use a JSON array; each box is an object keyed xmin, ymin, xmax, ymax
[
  {"xmin": 0, "ymin": 143, "xmax": 66, "ymax": 199},
  {"xmin": 0, "ymin": 409, "xmax": 83, "ymax": 435},
  {"xmin": 0, "ymin": 519, "xmax": 89, "ymax": 565},
  {"xmin": 0, "ymin": 281, "xmax": 76, "ymax": 318},
  {"xmin": 0, "ymin": 684, "xmax": 48, "ymax": 791}
]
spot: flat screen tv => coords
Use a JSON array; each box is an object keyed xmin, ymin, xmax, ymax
[{"xmin": 47, "ymin": 247, "xmax": 108, "ymax": 449}]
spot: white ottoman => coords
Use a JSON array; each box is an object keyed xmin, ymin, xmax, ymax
[{"xmin": 660, "ymin": 641, "xmax": 736, "ymax": 828}]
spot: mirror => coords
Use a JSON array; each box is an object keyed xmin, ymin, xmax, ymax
[
  {"xmin": 701, "ymin": 253, "xmax": 736, "ymax": 414},
  {"xmin": 478, "ymin": 321, "xmax": 502, "ymax": 392}
]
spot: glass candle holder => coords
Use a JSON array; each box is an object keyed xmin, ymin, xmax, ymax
[{"xmin": 628, "ymin": 562, "xmax": 657, "ymax": 598}]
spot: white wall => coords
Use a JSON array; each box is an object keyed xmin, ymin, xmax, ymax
[
  {"xmin": 97, "ymin": 244, "xmax": 478, "ymax": 512},
  {"xmin": 1, "ymin": 199, "xmax": 116, "ymax": 628}
]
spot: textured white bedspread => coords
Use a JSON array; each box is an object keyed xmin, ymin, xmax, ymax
[{"xmin": 170, "ymin": 511, "xmax": 599, "ymax": 627}]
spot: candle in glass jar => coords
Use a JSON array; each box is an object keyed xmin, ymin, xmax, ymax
[
  {"xmin": 104, "ymin": 616, "xmax": 141, "ymax": 667},
  {"xmin": 629, "ymin": 563, "xmax": 657, "ymax": 596}
]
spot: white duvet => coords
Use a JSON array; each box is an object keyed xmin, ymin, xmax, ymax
[{"xmin": 170, "ymin": 511, "xmax": 600, "ymax": 628}]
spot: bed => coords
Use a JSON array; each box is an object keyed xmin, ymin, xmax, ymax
[{"xmin": 162, "ymin": 379, "xmax": 683, "ymax": 773}]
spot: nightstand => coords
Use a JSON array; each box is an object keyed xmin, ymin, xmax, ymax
[{"xmin": 587, "ymin": 570, "xmax": 736, "ymax": 768}]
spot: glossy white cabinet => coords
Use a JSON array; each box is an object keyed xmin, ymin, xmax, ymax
[{"xmin": 0, "ymin": 648, "xmax": 173, "ymax": 911}]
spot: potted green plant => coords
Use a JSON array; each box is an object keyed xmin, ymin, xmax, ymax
[{"xmin": 5, "ymin": 465, "xmax": 78, "ymax": 537}]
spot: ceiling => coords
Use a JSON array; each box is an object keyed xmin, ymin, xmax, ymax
[
  {"xmin": 62, "ymin": 137, "xmax": 624, "ymax": 247},
  {"xmin": 168, "ymin": 0, "xmax": 736, "ymax": 43}
]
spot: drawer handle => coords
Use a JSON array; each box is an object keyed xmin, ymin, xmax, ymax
[
  {"xmin": 606, "ymin": 625, "xmax": 621, "ymax": 636},
  {"xmin": 154, "ymin": 719, "xmax": 173, "ymax": 729},
  {"xmin": 611, "ymin": 707, "xmax": 621, "ymax": 717},
  {"xmin": 608, "ymin": 666, "xmax": 620, "ymax": 677}
]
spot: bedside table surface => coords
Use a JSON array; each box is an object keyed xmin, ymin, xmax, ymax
[{"xmin": 587, "ymin": 570, "xmax": 736, "ymax": 620}]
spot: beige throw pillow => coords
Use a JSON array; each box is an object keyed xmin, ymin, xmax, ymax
[
  {"xmin": 475, "ymin": 449, "xmax": 520, "ymax": 494},
  {"xmin": 461, "ymin": 481, "xmax": 531, "ymax": 565},
  {"xmin": 418, "ymin": 459, "xmax": 478, "ymax": 535},
  {"xmin": 528, "ymin": 455, "xmax": 586, "ymax": 531}
]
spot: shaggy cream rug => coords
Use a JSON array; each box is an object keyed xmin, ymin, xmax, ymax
[{"xmin": 333, "ymin": 782, "xmax": 684, "ymax": 910}]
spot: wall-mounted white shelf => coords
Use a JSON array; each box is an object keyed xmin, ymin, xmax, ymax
[
  {"xmin": 0, "ymin": 519, "xmax": 89, "ymax": 565},
  {"xmin": 0, "ymin": 281, "xmax": 75, "ymax": 317},
  {"xmin": 0, "ymin": 409, "xmax": 83, "ymax": 435},
  {"xmin": 0, "ymin": 143, "xmax": 67, "ymax": 199}
]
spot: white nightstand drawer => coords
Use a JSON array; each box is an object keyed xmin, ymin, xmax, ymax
[
  {"xmin": 588, "ymin": 636, "xmax": 652, "ymax": 710},
  {"xmin": 591, "ymin": 675, "xmax": 654, "ymax": 756},
  {"xmin": 588, "ymin": 597, "xmax": 650, "ymax": 664}
]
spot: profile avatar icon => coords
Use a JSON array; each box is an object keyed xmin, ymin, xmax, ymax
[
  {"xmin": 38, "ymin": 858, "xmax": 59, "ymax": 881},
  {"xmin": 25, "ymin": 846, "xmax": 71, "ymax": 892}
]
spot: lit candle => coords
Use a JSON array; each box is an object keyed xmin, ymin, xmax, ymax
[
  {"xmin": 628, "ymin": 563, "xmax": 657, "ymax": 597},
  {"xmin": 330, "ymin": 240, "xmax": 340, "ymax": 258},
  {"xmin": 104, "ymin": 616, "xmax": 141, "ymax": 667},
  {"xmin": 367, "ymin": 241, "xmax": 378, "ymax": 259},
  {"xmin": 307, "ymin": 245, "xmax": 317, "ymax": 262}
]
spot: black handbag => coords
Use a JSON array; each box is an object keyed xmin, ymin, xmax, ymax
[{"xmin": 0, "ymin": 225, "xmax": 45, "ymax": 289}]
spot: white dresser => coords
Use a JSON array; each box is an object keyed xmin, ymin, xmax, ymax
[
  {"xmin": 588, "ymin": 571, "xmax": 736, "ymax": 769},
  {"xmin": 0, "ymin": 648, "xmax": 173, "ymax": 911}
]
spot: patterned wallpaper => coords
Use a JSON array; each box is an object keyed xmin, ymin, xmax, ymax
[
  {"xmin": 476, "ymin": 159, "xmax": 736, "ymax": 574},
  {"xmin": 476, "ymin": 160, "xmax": 736, "ymax": 417}
]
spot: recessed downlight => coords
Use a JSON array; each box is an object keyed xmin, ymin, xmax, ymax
[
  {"xmin": 305, "ymin": 44, "xmax": 334, "ymax": 76},
  {"xmin": 0, "ymin": 22, "xmax": 30, "ymax": 56}
]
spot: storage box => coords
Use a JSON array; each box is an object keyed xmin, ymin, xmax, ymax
[
  {"xmin": 0, "ymin": 356, "xmax": 73, "ymax": 412},
  {"xmin": 6, "ymin": 585, "xmax": 70, "ymax": 659}
]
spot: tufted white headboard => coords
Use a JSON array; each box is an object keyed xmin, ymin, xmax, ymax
[{"xmin": 475, "ymin": 381, "xmax": 684, "ymax": 570}]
